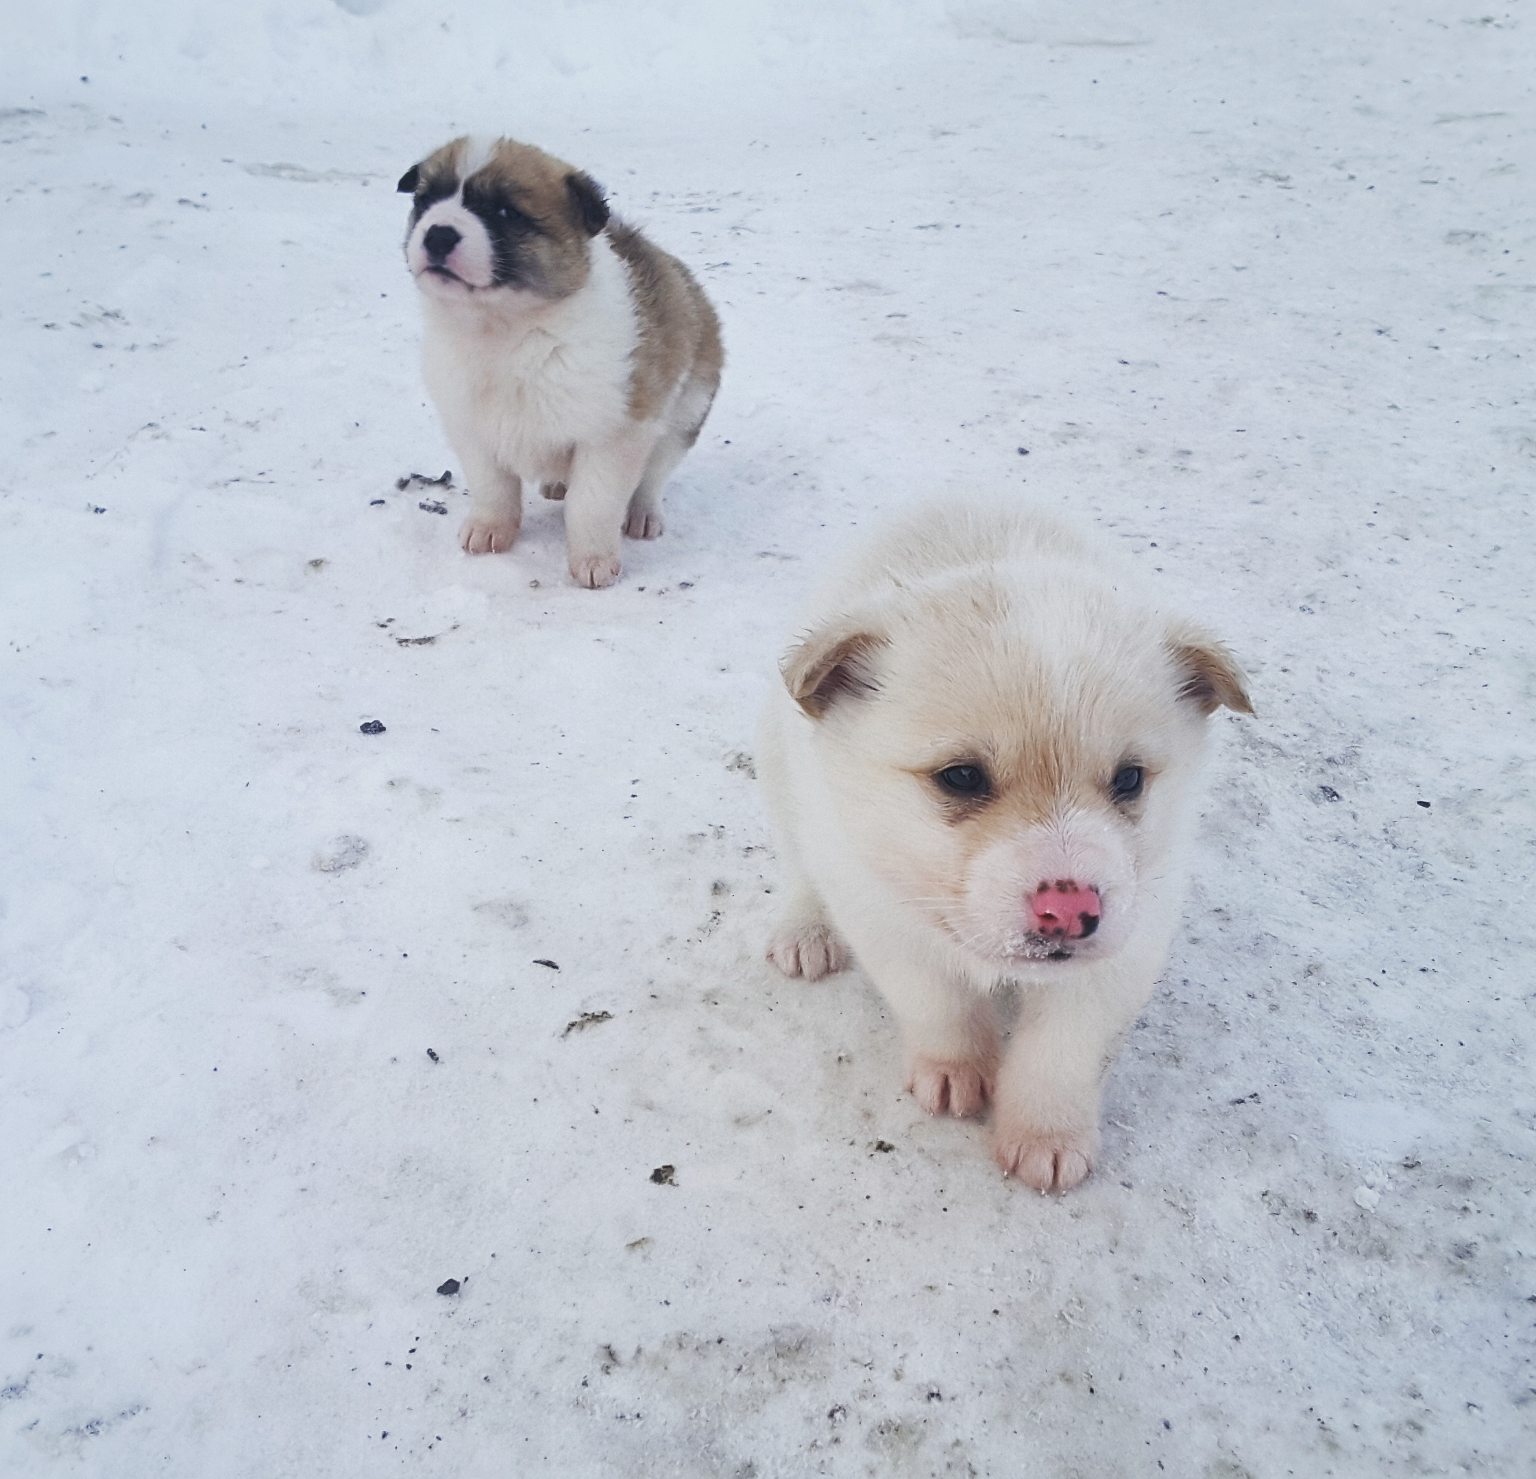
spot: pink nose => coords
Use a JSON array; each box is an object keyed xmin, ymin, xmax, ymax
[{"xmin": 1031, "ymin": 880, "xmax": 1101, "ymax": 941}]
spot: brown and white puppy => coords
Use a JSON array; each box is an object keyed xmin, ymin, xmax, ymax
[
  {"xmin": 399, "ymin": 136, "xmax": 723, "ymax": 588},
  {"xmin": 758, "ymin": 498, "xmax": 1252, "ymax": 1191}
]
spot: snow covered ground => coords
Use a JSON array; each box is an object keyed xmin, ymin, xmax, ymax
[{"xmin": 2, "ymin": 1, "xmax": 1532, "ymax": 1473}]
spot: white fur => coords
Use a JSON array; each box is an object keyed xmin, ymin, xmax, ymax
[
  {"xmin": 459, "ymin": 134, "xmax": 499, "ymax": 177},
  {"xmin": 416, "ymin": 236, "xmax": 659, "ymax": 587},
  {"xmin": 759, "ymin": 498, "xmax": 1245, "ymax": 1191}
]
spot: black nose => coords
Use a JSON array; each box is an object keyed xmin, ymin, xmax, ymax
[{"xmin": 423, "ymin": 223, "xmax": 461, "ymax": 261}]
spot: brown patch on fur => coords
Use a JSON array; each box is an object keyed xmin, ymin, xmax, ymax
[
  {"xmin": 608, "ymin": 221, "xmax": 723, "ymax": 425},
  {"xmin": 1167, "ymin": 630, "xmax": 1254, "ymax": 715},
  {"xmin": 942, "ymin": 745, "xmax": 1107, "ymax": 864},
  {"xmin": 477, "ymin": 140, "xmax": 600, "ymax": 298},
  {"xmin": 782, "ymin": 624, "xmax": 886, "ymax": 719}
]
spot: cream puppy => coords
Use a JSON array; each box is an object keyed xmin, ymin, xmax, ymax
[
  {"xmin": 399, "ymin": 136, "xmax": 723, "ymax": 588},
  {"xmin": 758, "ymin": 498, "xmax": 1251, "ymax": 1191}
]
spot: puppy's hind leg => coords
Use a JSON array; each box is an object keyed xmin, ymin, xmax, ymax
[
  {"xmin": 624, "ymin": 370, "xmax": 714, "ymax": 539},
  {"xmin": 622, "ymin": 430, "xmax": 689, "ymax": 541}
]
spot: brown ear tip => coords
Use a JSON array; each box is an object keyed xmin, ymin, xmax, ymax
[
  {"xmin": 1218, "ymin": 657, "xmax": 1256, "ymax": 715},
  {"xmin": 1170, "ymin": 634, "xmax": 1253, "ymax": 717},
  {"xmin": 783, "ymin": 626, "xmax": 882, "ymax": 719}
]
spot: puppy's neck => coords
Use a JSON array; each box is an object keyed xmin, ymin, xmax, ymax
[{"xmin": 421, "ymin": 283, "xmax": 566, "ymax": 343}]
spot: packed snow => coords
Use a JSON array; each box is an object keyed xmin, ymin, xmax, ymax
[{"xmin": 2, "ymin": 1, "xmax": 1532, "ymax": 1474}]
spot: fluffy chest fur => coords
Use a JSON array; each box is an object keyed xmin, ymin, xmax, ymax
[{"xmin": 419, "ymin": 235, "xmax": 641, "ymax": 482}]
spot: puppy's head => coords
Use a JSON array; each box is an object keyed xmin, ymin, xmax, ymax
[
  {"xmin": 782, "ymin": 573, "xmax": 1250, "ymax": 970},
  {"xmin": 398, "ymin": 136, "xmax": 609, "ymax": 303}
]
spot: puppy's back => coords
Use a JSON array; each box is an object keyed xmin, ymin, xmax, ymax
[{"xmin": 608, "ymin": 221, "xmax": 723, "ymax": 429}]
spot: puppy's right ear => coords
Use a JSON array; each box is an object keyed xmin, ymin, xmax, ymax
[
  {"xmin": 397, "ymin": 164, "xmax": 421, "ymax": 194},
  {"xmin": 781, "ymin": 620, "xmax": 885, "ymax": 719}
]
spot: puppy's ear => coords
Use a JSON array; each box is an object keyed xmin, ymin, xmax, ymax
[
  {"xmin": 565, "ymin": 171, "xmax": 610, "ymax": 236},
  {"xmin": 1167, "ymin": 626, "xmax": 1253, "ymax": 716},
  {"xmin": 782, "ymin": 621, "xmax": 886, "ymax": 719},
  {"xmin": 397, "ymin": 164, "xmax": 421, "ymax": 194}
]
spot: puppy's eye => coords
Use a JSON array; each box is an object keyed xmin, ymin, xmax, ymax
[
  {"xmin": 935, "ymin": 764, "xmax": 991, "ymax": 798},
  {"xmin": 1110, "ymin": 765, "xmax": 1144, "ymax": 802}
]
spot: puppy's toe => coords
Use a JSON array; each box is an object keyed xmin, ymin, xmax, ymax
[
  {"xmin": 461, "ymin": 517, "xmax": 519, "ymax": 555},
  {"xmin": 766, "ymin": 921, "xmax": 849, "ymax": 980},
  {"xmin": 542, "ymin": 482, "xmax": 567, "ymax": 501},
  {"xmin": 623, "ymin": 508, "xmax": 665, "ymax": 540},
  {"xmin": 570, "ymin": 553, "xmax": 623, "ymax": 589},
  {"xmin": 992, "ymin": 1128, "xmax": 1097, "ymax": 1192},
  {"xmin": 908, "ymin": 1056, "xmax": 992, "ymax": 1119}
]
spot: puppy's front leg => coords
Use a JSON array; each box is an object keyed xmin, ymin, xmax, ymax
[
  {"xmin": 853, "ymin": 932, "xmax": 999, "ymax": 1119},
  {"xmin": 563, "ymin": 428, "xmax": 657, "ymax": 588},
  {"xmin": 766, "ymin": 881, "xmax": 850, "ymax": 981},
  {"xmin": 456, "ymin": 445, "xmax": 523, "ymax": 555},
  {"xmin": 991, "ymin": 968, "xmax": 1153, "ymax": 1191}
]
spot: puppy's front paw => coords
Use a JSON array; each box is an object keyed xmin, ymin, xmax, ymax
[
  {"xmin": 461, "ymin": 517, "xmax": 519, "ymax": 555},
  {"xmin": 767, "ymin": 920, "xmax": 849, "ymax": 980},
  {"xmin": 623, "ymin": 507, "xmax": 665, "ymax": 540},
  {"xmin": 569, "ymin": 553, "xmax": 622, "ymax": 588},
  {"xmin": 908, "ymin": 1055, "xmax": 992, "ymax": 1119},
  {"xmin": 992, "ymin": 1124, "xmax": 1099, "ymax": 1192}
]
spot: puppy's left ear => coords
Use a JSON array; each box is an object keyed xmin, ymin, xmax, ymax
[
  {"xmin": 565, "ymin": 171, "xmax": 610, "ymax": 236},
  {"xmin": 397, "ymin": 164, "xmax": 421, "ymax": 194},
  {"xmin": 1167, "ymin": 626, "xmax": 1253, "ymax": 716}
]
